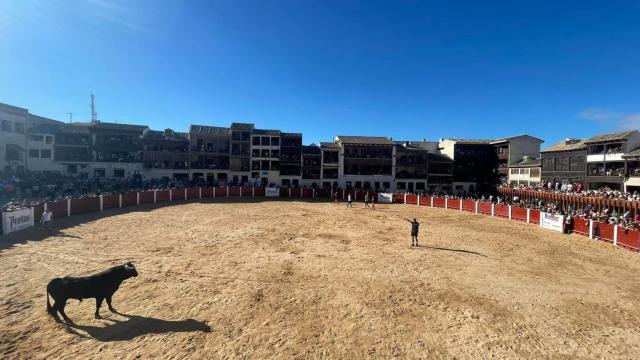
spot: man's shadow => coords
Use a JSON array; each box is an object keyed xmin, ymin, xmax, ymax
[
  {"xmin": 415, "ymin": 245, "xmax": 486, "ymax": 257},
  {"xmin": 64, "ymin": 312, "xmax": 211, "ymax": 341}
]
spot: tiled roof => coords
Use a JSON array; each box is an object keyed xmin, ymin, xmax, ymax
[
  {"xmin": 336, "ymin": 135, "xmax": 394, "ymax": 145},
  {"xmin": 445, "ymin": 138, "xmax": 494, "ymax": 144},
  {"xmin": 320, "ymin": 142, "xmax": 340, "ymax": 149},
  {"xmin": 143, "ymin": 129, "xmax": 189, "ymax": 141},
  {"xmin": 230, "ymin": 122, "xmax": 254, "ymax": 131},
  {"xmin": 27, "ymin": 123, "xmax": 61, "ymax": 134},
  {"xmin": 490, "ymin": 134, "xmax": 544, "ymax": 144},
  {"xmin": 623, "ymin": 147, "xmax": 640, "ymax": 158},
  {"xmin": 509, "ymin": 157, "xmax": 541, "ymax": 168},
  {"xmin": 72, "ymin": 122, "xmax": 147, "ymax": 132},
  {"xmin": 585, "ymin": 131, "xmax": 637, "ymax": 143},
  {"xmin": 189, "ymin": 125, "xmax": 231, "ymax": 136},
  {"xmin": 541, "ymin": 139, "xmax": 586, "ymax": 153},
  {"xmin": 253, "ymin": 128, "xmax": 280, "ymax": 135}
]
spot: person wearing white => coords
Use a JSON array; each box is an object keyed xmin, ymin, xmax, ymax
[{"xmin": 41, "ymin": 209, "xmax": 53, "ymax": 233}]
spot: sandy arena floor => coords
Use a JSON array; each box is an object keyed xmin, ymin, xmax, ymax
[{"xmin": 0, "ymin": 199, "xmax": 639, "ymax": 359}]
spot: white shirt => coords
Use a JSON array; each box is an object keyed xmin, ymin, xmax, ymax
[
  {"xmin": 42, "ymin": 211, "xmax": 52, "ymax": 222},
  {"xmin": 347, "ymin": 194, "xmax": 352, "ymax": 201}
]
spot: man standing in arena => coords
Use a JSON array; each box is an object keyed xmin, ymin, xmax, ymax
[
  {"xmin": 404, "ymin": 218, "xmax": 421, "ymax": 246},
  {"xmin": 364, "ymin": 192, "xmax": 370, "ymax": 208},
  {"xmin": 347, "ymin": 193, "xmax": 353, "ymax": 207},
  {"xmin": 41, "ymin": 208, "xmax": 53, "ymax": 234}
]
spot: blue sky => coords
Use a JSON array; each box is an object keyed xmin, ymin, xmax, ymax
[{"xmin": 1, "ymin": 0, "xmax": 639, "ymax": 146}]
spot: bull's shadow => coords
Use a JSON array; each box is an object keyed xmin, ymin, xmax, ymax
[{"xmin": 66, "ymin": 313, "xmax": 211, "ymax": 341}]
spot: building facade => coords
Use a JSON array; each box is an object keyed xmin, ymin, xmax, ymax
[
  {"xmin": 507, "ymin": 157, "xmax": 541, "ymax": 186},
  {"xmin": 540, "ymin": 138, "xmax": 587, "ymax": 186},
  {"xmin": 584, "ymin": 131, "xmax": 640, "ymax": 190}
]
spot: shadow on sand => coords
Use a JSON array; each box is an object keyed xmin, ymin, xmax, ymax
[
  {"xmin": 416, "ymin": 245, "xmax": 486, "ymax": 257},
  {"xmin": 65, "ymin": 313, "xmax": 211, "ymax": 341}
]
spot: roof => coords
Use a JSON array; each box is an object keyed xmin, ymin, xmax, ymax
[
  {"xmin": 585, "ymin": 131, "xmax": 638, "ymax": 144},
  {"xmin": 281, "ymin": 132, "xmax": 302, "ymax": 137},
  {"xmin": 541, "ymin": 139, "xmax": 586, "ymax": 153},
  {"xmin": 336, "ymin": 135, "xmax": 394, "ymax": 145},
  {"xmin": 71, "ymin": 121, "xmax": 147, "ymax": 132},
  {"xmin": 490, "ymin": 134, "xmax": 544, "ymax": 144},
  {"xmin": 230, "ymin": 122, "xmax": 254, "ymax": 131},
  {"xmin": 189, "ymin": 125, "xmax": 231, "ymax": 136},
  {"xmin": 320, "ymin": 142, "xmax": 340, "ymax": 150},
  {"xmin": 57, "ymin": 124, "xmax": 91, "ymax": 134},
  {"xmin": 143, "ymin": 129, "xmax": 189, "ymax": 142},
  {"xmin": 253, "ymin": 128, "xmax": 281, "ymax": 135},
  {"xmin": 302, "ymin": 145, "xmax": 321, "ymax": 154},
  {"xmin": 509, "ymin": 157, "xmax": 541, "ymax": 168},
  {"xmin": 623, "ymin": 147, "xmax": 640, "ymax": 158},
  {"xmin": 27, "ymin": 123, "xmax": 61, "ymax": 134},
  {"xmin": 442, "ymin": 138, "xmax": 493, "ymax": 144}
]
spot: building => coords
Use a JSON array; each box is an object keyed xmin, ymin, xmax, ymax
[
  {"xmin": 0, "ymin": 103, "xmax": 61, "ymax": 172},
  {"xmin": 189, "ymin": 125, "xmax": 231, "ymax": 184},
  {"xmin": 26, "ymin": 122, "xmax": 61, "ymax": 173},
  {"xmin": 251, "ymin": 129, "xmax": 281, "ymax": 186},
  {"xmin": 439, "ymin": 139, "xmax": 499, "ymax": 194},
  {"xmin": 584, "ymin": 131, "xmax": 640, "ymax": 190},
  {"xmin": 507, "ymin": 156, "xmax": 541, "ymax": 186},
  {"xmin": 142, "ymin": 128, "xmax": 190, "ymax": 180},
  {"xmin": 301, "ymin": 144, "xmax": 321, "ymax": 188},
  {"xmin": 623, "ymin": 149, "xmax": 640, "ymax": 192},
  {"xmin": 279, "ymin": 132, "xmax": 302, "ymax": 187},
  {"xmin": 491, "ymin": 135, "xmax": 544, "ymax": 184},
  {"xmin": 540, "ymin": 138, "xmax": 586, "ymax": 186},
  {"xmin": 394, "ymin": 141, "xmax": 453, "ymax": 193},
  {"xmin": 335, "ymin": 136, "xmax": 395, "ymax": 191},
  {"xmin": 229, "ymin": 123, "xmax": 253, "ymax": 185},
  {"xmin": 320, "ymin": 142, "xmax": 340, "ymax": 189},
  {"xmin": 88, "ymin": 122, "xmax": 147, "ymax": 179}
]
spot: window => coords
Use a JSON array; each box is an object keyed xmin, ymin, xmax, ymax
[
  {"xmin": 252, "ymin": 136, "xmax": 260, "ymax": 146},
  {"xmin": 1, "ymin": 120, "xmax": 12, "ymax": 132},
  {"xmin": 94, "ymin": 168, "xmax": 106, "ymax": 177},
  {"xmin": 542, "ymin": 158, "xmax": 554, "ymax": 171},
  {"xmin": 29, "ymin": 149, "xmax": 39, "ymax": 158},
  {"xmin": 14, "ymin": 123, "xmax": 24, "ymax": 134},
  {"xmin": 354, "ymin": 181, "xmax": 362, "ymax": 189},
  {"xmin": 397, "ymin": 182, "xmax": 406, "ymax": 190},
  {"xmin": 29, "ymin": 135, "xmax": 44, "ymax": 142},
  {"xmin": 261, "ymin": 137, "xmax": 270, "ymax": 146},
  {"xmin": 113, "ymin": 168, "xmax": 125, "ymax": 178},
  {"xmin": 383, "ymin": 182, "xmax": 390, "ymax": 189},
  {"xmin": 40, "ymin": 149, "xmax": 51, "ymax": 158},
  {"xmin": 46, "ymin": 136, "xmax": 53, "ymax": 144},
  {"xmin": 271, "ymin": 137, "xmax": 279, "ymax": 146}
]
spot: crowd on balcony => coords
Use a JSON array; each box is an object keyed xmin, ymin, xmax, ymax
[{"xmin": 501, "ymin": 180, "xmax": 640, "ymax": 201}]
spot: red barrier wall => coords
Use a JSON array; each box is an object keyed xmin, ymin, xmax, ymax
[
  {"xmin": 529, "ymin": 210, "xmax": 540, "ymax": 224},
  {"xmin": 462, "ymin": 200, "xmax": 475, "ymax": 212},
  {"xmin": 254, "ymin": 187, "xmax": 265, "ymax": 196},
  {"xmin": 48, "ymin": 200, "xmax": 67, "ymax": 218},
  {"xmin": 156, "ymin": 190, "xmax": 170, "ymax": 202},
  {"xmin": 280, "ymin": 187, "xmax": 289, "ymax": 197},
  {"xmin": 103, "ymin": 194, "xmax": 119, "ymax": 209},
  {"xmin": 511, "ymin": 207, "xmax": 527, "ymax": 221},
  {"xmin": 33, "ymin": 203, "xmax": 44, "ymax": 220},
  {"xmin": 495, "ymin": 204, "xmax": 509, "ymax": 218},
  {"xmin": 406, "ymin": 194, "xmax": 418, "ymax": 205},
  {"xmin": 447, "ymin": 199, "xmax": 461, "ymax": 209},
  {"xmin": 172, "ymin": 189, "xmax": 185, "ymax": 201},
  {"xmin": 573, "ymin": 217, "xmax": 590, "ymax": 236},
  {"xmin": 617, "ymin": 227, "xmax": 640, "ymax": 251},
  {"xmin": 302, "ymin": 188, "xmax": 313, "ymax": 197},
  {"xmin": 419, "ymin": 195, "xmax": 430, "ymax": 206},
  {"xmin": 122, "ymin": 192, "xmax": 137, "ymax": 207},
  {"xmin": 478, "ymin": 202, "xmax": 492, "ymax": 215},
  {"xmin": 187, "ymin": 187, "xmax": 200, "ymax": 199},
  {"xmin": 291, "ymin": 188, "xmax": 301, "ymax": 197},
  {"xmin": 228, "ymin": 187, "xmax": 240, "ymax": 196},
  {"xmin": 139, "ymin": 191, "xmax": 154, "ymax": 204},
  {"xmin": 393, "ymin": 193, "xmax": 404, "ymax": 203},
  {"xmin": 70, "ymin": 197, "xmax": 99, "ymax": 215},
  {"xmin": 202, "ymin": 187, "xmax": 213, "ymax": 198},
  {"xmin": 595, "ymin": 222, "xmax": 615, "ymax": 243},
  {"xmin": 215, "ymin": 187, "xmax": 226, "ymax": 197},
  {"xmin": 433, "ymin": 197, "xmax": 446, "ymax": 208},
  {"xmin": 239, "ymin": 187, "xmax": 251, "ymax": 196}
]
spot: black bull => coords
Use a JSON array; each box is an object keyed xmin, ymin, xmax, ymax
[{"xmin": 47, "ymin": 262, "xmax": 138, "ymax": 321}]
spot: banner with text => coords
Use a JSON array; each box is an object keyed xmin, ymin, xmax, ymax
[
  {"xmin": 265, "ymin": 187, "xmax": 280, "ymax": 197},
  {"xmin": 378, "ymin": 193, "xmax": 393, "ymax": 204},
  {"xmin": 541, "ymin": 212, "xmax": 564, "ymax": 233},
  {"xmin": 2, "ymin": 207, "xmax": 35, "ymax": 235}
]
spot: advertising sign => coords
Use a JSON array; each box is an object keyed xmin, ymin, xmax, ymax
[
  {"xmin": 377, "ymin": 193, "xmax": 393, "ymax": 204},
  {"xmin": 2, "ymin": 207, "xmax": 35, "ymax": 235},
  {"xmin": 265, "ymin": 187, "xmax": 280, "ymax": 197},
  {"xmin": 541, "ymin": 212, "xmax": 564, "ymax": 232}
]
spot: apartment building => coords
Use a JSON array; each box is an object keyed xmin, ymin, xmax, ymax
[
  {"xmin": 540, "ymin": 138, "xmax": 587, "ymax": 185},
  {"xmin": 189, "ymin": 125, "xmax": 231, "ymax": 184},
  {"xmin": 584, "ymin": 131, "xmax": 640, "ymax": 190},
  {"xmin": 438, "ymin": 139, "xmax": 499, "ymax": 194},
  {"xmin": 507, "ymin": 156, "xmax": 541, "ymax": 186},
  {"xmin": 335, "ymin": 136, "xmax": 396, "ymax": 191},
  {"xmin": 491, "ymin": 135, "xmax": 544, "ymax": 184},
  {"xmin": 142, "ymin": 128, "xmax": 190, "ymax": 180},
  {"xmin": 301, "ymin": 144, "xmax": 321, "ymax": 188}
]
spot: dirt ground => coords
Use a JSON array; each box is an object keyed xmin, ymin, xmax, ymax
[{"xmin": 0, "ymin": 199, "xmax": 639, "ymax": 359}]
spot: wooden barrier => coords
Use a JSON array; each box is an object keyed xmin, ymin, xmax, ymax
[
  {"xmin": 529, "ymin": 210, "xmax": 540, "ymax": 224},
  {"xmin": 406, "ymin": 194, "xmax": 418, "ymax": 205},
  {"xmin": 121, "ymin": 192, "xmax": 137, "ymax": 207},
  {"xmin": 447, "ymin": 198, "xmax": 461, "ymax": 210},
  {"xmin": 70, "ymin": 197, "xmax": 100, "ymax": 215},
  {"xmin": 102, "ymin": 194, "xmax": 120, "ymax": 209},
  {"xmin": 462, "ymin": 200, "xmax": 475, "ymax": 212},
  {"xmin": 511, "ymin": 207, "xmax": 527, "ymax": 221},
  {"xmin": 617, "ymin": 227, "xmax": 640, "ymax": 251},
  {"xmin": 573, "ymin": 217, "xmax": 590, "ymax": 236},
  {"xmin": 478, "ymin": 202, "xmax": 492, "ymax": 215},
  {"xmin": 433, "ymin": 197, "xmax": 446, "ymax": 208},
  {"xmin": 139, "ymin": 191, "xmax": 154, "ymax": 204},
  {"xmin": 254, "ymin": 187, "xmax": 265, "ymax": 197},
  {"xmin": 214, "ymin": 187, "xmax": 226, "ymax": 198},
  {"xmin": 187, "ymin": 187, "xmax": 200, "ymax": 199},
  {"xmin": 291, "ymin": 188, "xmax": 302, "ymax": 197},
  {"xmin": 594, "ymin": 222, "xmax": 615, "ymax": 243},
  {"xmin": 156, "ymin": 190, "xmax": 170, "ymax": 202},
  {"xmin": 302, "ymin": 188, "xmax": 313, "ymax": 197},
  {"xmin": 494, "ymin": 204, "xmax": 509, "ymax": 218}
]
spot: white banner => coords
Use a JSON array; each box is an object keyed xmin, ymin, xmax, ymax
[
  {"xmin": 377, "ymin": 193, "xmax": 393, "ymax": 204},
  {"xmin": 541, "ymin": 212, "xmax": 564, "ymax": 233},
  {"xmin": 265, "ymin": 187, "xmax": 280, "ymax": 197},
  {"xmin": 2, "ymin": 207, "xmax": 35, "ymax": 235}
]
